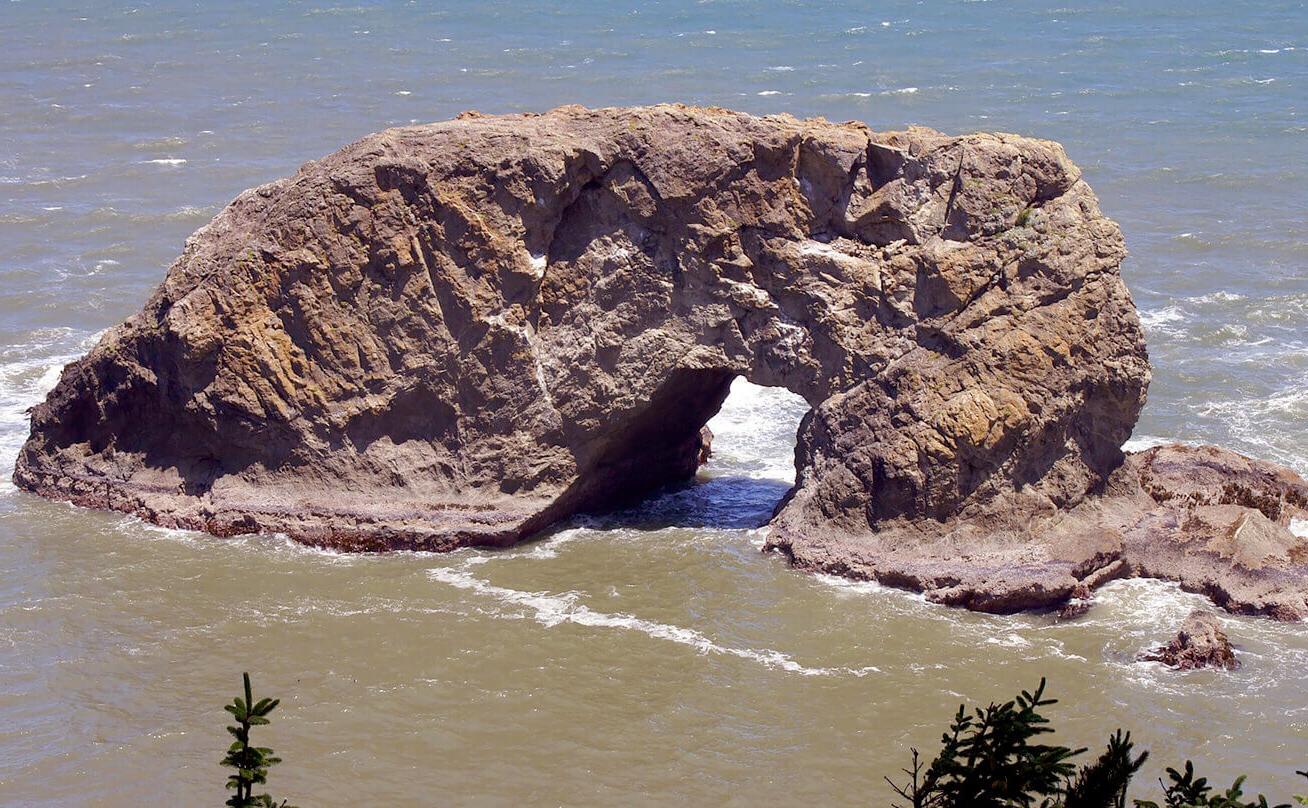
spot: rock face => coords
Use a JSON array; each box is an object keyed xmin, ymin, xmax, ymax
[
  {"xmin": 1139, "ymin": 609, "xmax": 1240, "ymax": 670},
  {"xmin": 14, "ymin": 105, "xmax": 1308, "ymax": 617}
]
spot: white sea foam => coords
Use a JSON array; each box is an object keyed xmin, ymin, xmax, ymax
[
  {"xmin": 1086, "ymin": 580, "xmax": 1200, "ymax": 627},
  {"xmin": 528, "ymin": 252, "xmax": 547, "ymax": 277},
  {"xmin": 113, "ymin": 515, "xmax": 211, "ymax": 546},
  {"xmin": 110, "ymin": 517, "xmax": 382, "ymax": 567},
  {"xmin": 1082, "ymin": 579, "xmax": 1278, "ymax": 691},
  {"xmin": 985, "ymin": 633, "xmax": 1031, "ymax": 648},
  {"xmin": 142, "ymin": 158, "xmax": 187, "ymax": 166},
  {"xmin": 704, "ymin": 378, "xmax": 806, "ymax": 482},
  {"xmin": 0, "ymin": 330, "xmax": 101, "ymax": 493},
  {"xmin": 1193, "ymin": 384, "xmax": 1308, "ymax": 474},
  {"xmin": 12, "ymin": 173, "xmax": 90, "ymax": 188},
  {"xmin": 428, "ymin": 564, "xmax": 879, "ymax": 677},
  {"xmin": 1122, "ymin": 434, "xmax": 1172, "ymax": 453},
  {"xmin": 1137, "ymin": 305, "xmax": 1185, "ymax": 331},
  {"xmin": 814, "ymin": 574, "xmax": 1088, "ymax": 664},
  {"xmin": 514, "ymin": 526, "xmax": 586, "ymax": 560},
  {"xmin": 160, "ymin": 205, "xmax": 213, "ymax": 221},
  {"xmin": 1190, "ymin": 290, "xmax": 1244, "ymax": 304},
  {"xmin": 814, "ymin": 573, "xmax": 926, "ymax": 603}
]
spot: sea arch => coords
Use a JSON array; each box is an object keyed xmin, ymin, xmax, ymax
[{"xmin": 16, "ymin": 105, "xmax": 1160, "ymax": 611}]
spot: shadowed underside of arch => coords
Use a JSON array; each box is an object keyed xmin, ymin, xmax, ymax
[{"xmin": 16, "ymin": 105, "xmax": 1308, "ymax": 617}]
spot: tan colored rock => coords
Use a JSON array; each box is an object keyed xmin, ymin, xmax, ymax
[
  {"xmin": 1118, "ymin": 444, "xmax": 1308, "ymax": 619},
  {"xmin": 13, "ymin": 105, "xmax": 1308, "ymax": 618}
]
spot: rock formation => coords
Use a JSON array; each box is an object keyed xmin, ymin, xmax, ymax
[
  {"xmin": 769, "ymin": 443, "xmax": 1308, "ymax": 619},
  {"xmin": 14, "ymin": 105, "xmax": 1308, "ymax": 617},
  {"xmin": 1139, "ymin": 609, "xmax": 1240, "ymax": 670}
]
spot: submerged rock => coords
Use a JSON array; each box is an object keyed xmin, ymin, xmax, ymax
[
  {"xmin": 14, "ymin": 104, "xmax": 1308, "ymax": 617},
  {"xmin": 1139, "ymin": 609, "xmax": 1240, "ymax": 670}
]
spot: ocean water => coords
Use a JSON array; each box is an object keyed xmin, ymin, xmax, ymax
[{"xmin": 1, "ymin": 1, "xmax": 1306, "ymax": 804}]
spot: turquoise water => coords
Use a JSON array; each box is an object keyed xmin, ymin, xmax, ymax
[{"xmin": 1, "ymin": 2, "xmax": 1306, "ymax": 804}]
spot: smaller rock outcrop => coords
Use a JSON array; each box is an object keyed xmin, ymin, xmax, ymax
[
  {"xmin": 1139, "ymin": 609, "xmax": 1240, "ymax": 670},
  {"xmin": 769, "ymin": 443, "xmax": 1308, "ymax": 619}
]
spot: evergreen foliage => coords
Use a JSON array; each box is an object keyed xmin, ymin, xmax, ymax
[
  {"xmin": 1063, "ymin": 731, "xmax": 1149, "ymax": 808},
  {"xmin": 890, "ymin": 678, "xmax": 1303, "ymax": 808},
  {"xmin": 220, "ymin": 672, "xmax": 296, "ymax": 808},
  {"xmin": 1133, "ymin": 761, "xmax": 1297, "ymax": 808}
]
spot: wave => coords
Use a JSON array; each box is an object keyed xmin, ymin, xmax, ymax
[
  {"xmin": 1137, "ymin": 305, "xmax": 1185, "ymax": 332},
  {"xmin": 0, "ymin": 330, "xmax": 101, "ymax": 493},
  {"xmin": 1193, "ymin": 384, "xmax": 1308, "ymax": 473},
  {"xmin": 703, "ymin": 378, "xmax": 806, "ymax": 483},
  {"xmin": 428, "ymin": 564, "xmax": 880, "ymax": 677},
  {"xmin": 1122, "ymin": 434, "xmax": 1174, "ymax": 452},
  {"xmin": 0, "ymin": 173, "xmax": 91, "ymax": 188},
  {"xmin": 1081, "ymin": 579, "xmax": 1308, "ymax": 697}
]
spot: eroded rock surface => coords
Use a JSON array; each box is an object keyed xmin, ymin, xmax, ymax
[
  {"xmin": 14, "ymin": 104, "xmax": 1308, "ymax": 617},
  {"xmin": 772, "ymin": 442, "xmax": 1308, "ymax": 618},
  {"xmin": 1139, "ymin": 609, "xmax": 1240, "ymax": 670}
]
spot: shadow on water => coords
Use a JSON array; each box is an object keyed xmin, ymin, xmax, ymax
[{"xmin": 568, "ymin": 473, "xmax": 796, "ymax": 532}]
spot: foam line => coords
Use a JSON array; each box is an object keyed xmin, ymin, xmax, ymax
[{"xmin": 428, "ymin": 565, "xmax": 879, "ymax": 678}]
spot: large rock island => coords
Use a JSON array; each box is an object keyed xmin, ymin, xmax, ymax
[{"xmin": 14, "ymin": 105, "xmax": 1308, "ymax": 618}]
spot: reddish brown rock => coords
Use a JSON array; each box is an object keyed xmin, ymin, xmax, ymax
[
  {"xmin": 1139, "ymin": 609, "xmax": 1240, "ymax": 670},
  {"xmin": 13, "ymin": 105, "xmax": 1308, "ymax": 617}
]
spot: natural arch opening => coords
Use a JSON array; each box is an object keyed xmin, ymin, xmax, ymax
[{"xmin": 565, "ymin": 376, "xmax": 809, "ymax": 531}]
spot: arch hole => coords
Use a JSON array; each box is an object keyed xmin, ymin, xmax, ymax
[{"xmin": 576, "ymin": 377, "xmax": 810, "ymax": 531}]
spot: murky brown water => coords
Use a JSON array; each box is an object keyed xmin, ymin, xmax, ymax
[
  {"xmin": 3, "ymin": 382, "xmax": 1308, "ymax": 805},
  {"xmin": 2, "ymin": 2, "xmax": 1307, "ymax": 805}
]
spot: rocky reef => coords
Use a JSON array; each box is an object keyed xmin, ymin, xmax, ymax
[{"xmin": 15, "ymin": 105, "xmax": 1308, "ymax": 618}]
